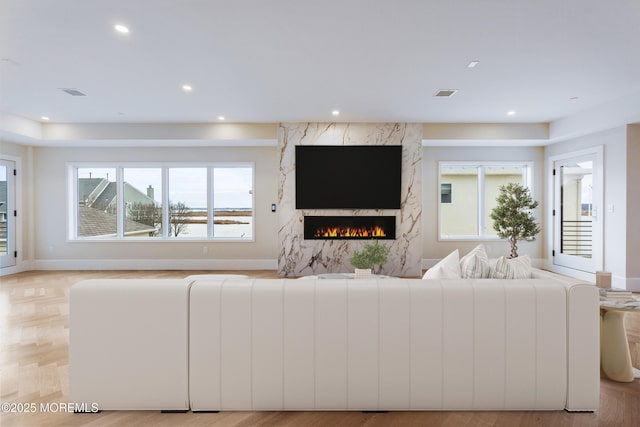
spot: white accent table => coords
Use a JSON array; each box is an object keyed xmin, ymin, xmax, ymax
[{"xmin": 600, "ymin": 302, "xmax": 640, "ymax": 382}]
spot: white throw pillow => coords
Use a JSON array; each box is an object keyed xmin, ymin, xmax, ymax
[
  {"xmin": 490, "ymin": 255, "xmax": 532, "ymax": 279},
  {"xmin": 459, "ymin": 244, "xmax": 490, "ymax": 278},
  {"xmin": 423, "ymin": 250, "xmax": 461, "ymax": 279}
]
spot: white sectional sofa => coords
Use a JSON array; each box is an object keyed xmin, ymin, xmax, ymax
[
  {"xmin": 70, "ymin": 279, "xmax": 191, "ymax": 410},
  {"xmin": 70, "ymin": 273, "xmax": 600, "ymax": 413}
]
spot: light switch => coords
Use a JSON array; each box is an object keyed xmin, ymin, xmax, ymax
[{"xmin": 607, "ymin": 204, "xmax": 614, "ymax": 213}]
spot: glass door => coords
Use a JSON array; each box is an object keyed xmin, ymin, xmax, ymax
[
  {"xmin": 0, "ymin": 159, "xmax": 16, "ymax": 268},
  {"xmin": 553, "ymin": 152, "xmax": 601, "ymax": 273}
]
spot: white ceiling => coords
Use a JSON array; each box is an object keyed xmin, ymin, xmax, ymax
[{"xmin": 1, "ymin": 0, "xmax": 640, "ymax": 125}]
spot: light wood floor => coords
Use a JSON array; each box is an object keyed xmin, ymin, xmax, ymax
[{"xmin": 1, "ymin": 270, "xmax": 639, "ymax": 427}]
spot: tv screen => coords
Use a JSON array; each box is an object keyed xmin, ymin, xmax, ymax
[{"xmin": 295, "ymin": 145, "xmax": 402, "ymax": 209}]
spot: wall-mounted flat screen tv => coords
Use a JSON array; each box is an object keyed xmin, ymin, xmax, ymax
[{"xmin": 295, "ymin": 145, "xmax": 402, "ymax": 209}]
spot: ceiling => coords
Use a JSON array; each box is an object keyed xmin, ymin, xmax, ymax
[{"xmin": 1, "ymin": 0, "xmax": 640, "ymax": 125}]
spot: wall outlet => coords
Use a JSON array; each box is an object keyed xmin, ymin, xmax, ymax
[
  {"xmin": 203, "ymin": 246, "xmax": 208, "ymax": 255},
  {"xmin": 607, "ymin": 204, "xmax": 614, "ymax": 213}
]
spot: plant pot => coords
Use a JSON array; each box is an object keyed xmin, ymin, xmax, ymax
[{"xmin": 354, "ymin": 268, "xmax": 372, "ymax": 279}]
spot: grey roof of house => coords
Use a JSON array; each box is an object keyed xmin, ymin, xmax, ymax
[
  {"xmin": 79, "ymin": 178, "xmax": 156, "ymax": 210},
  {"xmin": 93, "ymin": 182, "xmax": 117, "ymax": 210},
  {"xmin": 123, "ymin": 183, "xmax": 156, "ymax": 205},
  {"xmin": 78, "ymin": 178, "xmax": 105, "ymax": 204},
  {"xmin": 78, "ymin": 206, "xmax": 156, "ymax": 237}
]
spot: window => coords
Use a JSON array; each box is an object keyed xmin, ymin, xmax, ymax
[
  {"xmin": 77, "ymin": 167, "xmax": 117, "ymax": 238},
  {"xmin": 439, "ymin": 162, "xmax": 532, "ymax": 239},
  {"xmin": 213, "ymin": 167, "xmax": 253, "ymax": 239},
  {"xmin": 440, "ymin": 183, "xmax": 452, "ymax": 204},
  {"xmin": 168, "ymin": 167, "xmax": 208, "ymax": 238},
  {"xmin": 123, "ymin": 168, "xmax": 162, "ymax": 238},
  {"xmin": 69, "ymin": 163, "xmax": 254, "ymax": 241}
]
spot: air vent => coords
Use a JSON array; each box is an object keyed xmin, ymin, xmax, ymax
[
  {"xmin": 434, "ymin": 89, "xmax": 458, "ymax": 97},
  {"xmin": 59, "ymin": 88, "xmax": 87, "ymax": 96}
]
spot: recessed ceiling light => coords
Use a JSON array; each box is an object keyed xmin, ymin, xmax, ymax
[
  {"xmin": 41, "ymin": 116, "xmax": 50, "ymax": 121},
  {"xmin": 332, "ymin": 110, "xmax": 340, "ymax": 116},
  {"xmin": 114, "ymin": 24, "xmax": 130, "ymax": 34},
  {"xmin": 217, "ymin": 116, "xmax": 225, "ymax": 121},
  {"xmin": 467, "ymin": 60, "xmax": 480, "ymax": 68},
  {"xmin": 182, "ymin": 84, "xmax": 193, "ymax": 92},
  {"xmin": 507, "ymin": 111, "xmax": 516, "ymax": 116}
]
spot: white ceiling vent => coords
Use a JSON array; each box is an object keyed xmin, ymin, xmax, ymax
[
  {"xmin": 434, "ymin": 89, "xmax": 458, "ymax": 97},
  {"xmin": 59, "ymin": 88, "xmax": 87, "ymax": 96}
]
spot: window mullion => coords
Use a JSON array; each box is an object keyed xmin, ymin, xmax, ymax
[
  {"xmin": 72, "ymin": 166, "xmax": 79, "ymax": 239},
  {"xmin": 478, "ymin": 166, "xmax": 485, "ymax": 238},
  {"xmin": 208, "ymin": 167, "xmax": 214, "ymax": 238},
  {"xmin": 162, "ymin": 167, "xmax": 169, "ymax": 238},
  {"xmin": 117, "ymin": 167, "xmax": 124, "ymax": 238}
]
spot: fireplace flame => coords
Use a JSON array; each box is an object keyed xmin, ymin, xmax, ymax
[{"xmin": 314, "ymin": 226, "xmax": 387, "ymax": 238}]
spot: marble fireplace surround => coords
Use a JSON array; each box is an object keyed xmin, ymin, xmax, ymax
[{"xmin": 277, "ymin": 123, "xmax": 422, "ymax": 277}]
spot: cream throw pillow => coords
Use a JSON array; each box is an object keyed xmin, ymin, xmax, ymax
[
  {"xmin": 423, "ymin": 250, "xmax": 461, "ymax": 279},
  {"xmin": 491, "ymin": 255, "xmax": 532, "ymax": 279},
  {"xmin": 459, "ymin": 244, "xmax": 490, "ymax": 278}
]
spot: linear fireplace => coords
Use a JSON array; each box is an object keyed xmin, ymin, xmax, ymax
[{"xmin": 304, "ymin": 216, "xmax": 396, "ymax": 240}]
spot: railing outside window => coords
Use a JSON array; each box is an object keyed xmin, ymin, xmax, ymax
[{"xmin": 561, "ymin": 220, "xmax": 592, "ymax": 258}]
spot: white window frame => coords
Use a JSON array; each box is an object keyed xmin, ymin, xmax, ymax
[
  {"xmin": 67, "ymin": 162, "xmax": 255, "ymax": 242},
  {"xmin": 438, "ymin": 161, "xmax": 534, "ymax": 241}
]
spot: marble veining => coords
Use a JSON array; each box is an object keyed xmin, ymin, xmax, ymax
[{"xmin": 278, "ymin": 123, "xmax": 422, "ymax": 277}]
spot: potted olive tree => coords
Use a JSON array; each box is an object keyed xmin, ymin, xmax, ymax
[
  {"xmin": 490, "ymin": 182, "xmax": 541, "ymax": 258},
  {"xmin": 350, "ymin": 240, "xmax": 390, "ymax": 276}
]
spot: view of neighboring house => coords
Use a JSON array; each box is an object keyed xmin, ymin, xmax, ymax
[
  {"xmin": 78, "ymin": 177, "xmax": 157, "ymax": 238},
  {"xmin": 0, "ymin": 180, "xmax": 6, "ymax": 253}
]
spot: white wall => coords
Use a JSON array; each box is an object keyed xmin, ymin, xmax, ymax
[
  {"xmin": 32, "ymin": 145, "xmax": 279, "ymax": 270},
  {"xmin": 422, "ymin": 146, "xmax": 545, "ymax": 263},
  {"xmin": 626, "ymin": 124, "xmax": 640, "ymax": 289},
  {"xmin": 544, "ymin": 126, "xmax": 628, "ymax": 287},
  {"xmin": 8, "ymin": 121, "xmax": 635, "ymax": 278}
]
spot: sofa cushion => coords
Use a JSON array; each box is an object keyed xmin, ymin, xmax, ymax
[
  {"xmin": 460, "ymin": 244, "xmax": 490, "ymax": 278},
  {"xmin": 490, "ymin": 255, "xmax": 532, "ymax": 279},
  {"xmin": 422, "ymin": 250, "xmax": 461, "ymax": 279}
]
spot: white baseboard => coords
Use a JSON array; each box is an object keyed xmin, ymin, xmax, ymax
[
  {"xmin": 0, "ymin": 266, "xmax": 21, "ymax": 277},
  {"xmin": 0, "ymin": 260, "xmax": 34, "ymax": 277},
  {"xmin": 548, "ymin": 265, "xmax": 595, "ymax": 283},
  {"xmin": 33, "ymin": 258, "xmax": 278, "ymax": 271}
]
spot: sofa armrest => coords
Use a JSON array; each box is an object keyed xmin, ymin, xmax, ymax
[
  {"xmin": 562, "ymin": 282, "xmax": 600, "ymax": 411},
  {"xmin": 70, "ymin": 279, "xmax": 192, "ymax": 410}
]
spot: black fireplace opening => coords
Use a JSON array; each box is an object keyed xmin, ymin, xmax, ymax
[{"xmin": 304, "ymin": 216, "xmax": 396, "ymax": 240}]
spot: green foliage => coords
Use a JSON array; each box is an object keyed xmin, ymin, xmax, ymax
[
  {"xmin": 490, "ymin": 182, "xmax": 541, "ymax": 258},
  {"xmin": 350, "ymin": 240, "xmax": 390, "ymax": 272}
]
